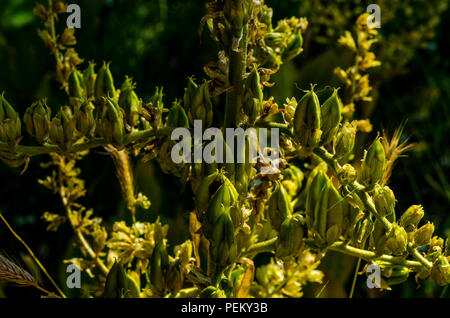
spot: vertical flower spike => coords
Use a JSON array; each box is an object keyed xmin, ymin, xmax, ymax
[
  {"xmin": 293, "ymin": 84, "xmax": 322, "ymax": 150},
  {"xmin": 320, "ymin": 88, "xmax": 342, "ymax": 146},
  {"xmin": 0, "ymin": 93, "xmax": 21, "ymax": 148},
  {"xmin": 358, "ymin": 137, "xmax": 385, "ymax": 189},
  {"xmin": 23, "ymin": 100, "xmax": 51, "ymax": 144}
]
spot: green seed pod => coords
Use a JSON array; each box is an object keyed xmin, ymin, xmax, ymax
[
  {"xmin": 371, "ymin": 219, "xmax": 389, "ymax": 255},
  {"xmin": 373, "ymin": 185, "xmax": 396, "ymax": 217},
  {"xmin": 0, "ymin": 93, "xmax": 21, "ymax": 147},
  {"xmin": 281, "ymin": 165, "xmax": 304, "ymax": 197},
  {"xmin": 167, "ymin": 100, "xmax": 189, "ymax": 128},
  {"xmin": 305, "ymin": 170, "xmax": 328, "ymax": 230},
  {"xmin": 97, "ymin": 97, "xmax": 125, "ymax": 146},
  {"xmin": 68, "ymin": 69, "xmax": 86, "ymax": 99},
  {"xmin": 431, "ymin": 255, "xmax": 450, "ymax": 286},
  {"xmin": 103, "ymin": 260, "xmax": 127, "ymax": 298},
  {"xmin": 199, "ymin": 286, "xmax": 225, "ymax": 298},
  {"xmin": 325, "ymin": 180, "xmax": 344, "ymax": 245},
  {"xmin": 0, "ymin": 150, "xmax": 27, "ymax": 168},
  {"xmin": 195, "ymin": 170, "xmax": 221, "ymax": 219},
  {"xmin": 23, "ymin": 100, "xmax": 51, "ymax": 143},
  {"xmin": 118, "ymin": 77, "xmax": 142, "ymax": 128},
  {"xmin": 282, "ymin": 31, "xmax": 303, "ymax": 61},
  {"xmin": 264, "ymin": 32, "xmax": 284, "ymax": 47},
  {"xmin": 149, "ymin": 241, "xmax": 169, "ymax": 295},
  {"xmin": 75, "ymin": 101, "xmax": 95, "ymax": 137},
  {"xmin": 210, "ymin": 210, "xmax": 237, "ymax": 268},
  {"xmin": 293, "ymin": 85, "xmax": 322, "ymax": 149},
  {"xmin": 413, "ymin": 222, "xmax": 434, "ymax": 248},
  {"xmin": 49, "ymin": 106, "xmax": 75, "ymax": 151},
  {"xmin": 103, "ymin": 261, "xmax": 139, "ymax": 298},
  {"xmin": 95, "ymin": 62, "xmax": 116, "ymax": 101},
  {"xmin": 268, "ymin": 183, "xmax": 292, "ymax": 231},
  {"xmin": 399, "ymin": 205, "xmax": 424, "ymax": 232},
  {"xmin": 320, "ymin": 88, "xmax": 342, "ymax": 146},
  {"xmin": 384, "ymin": 223, "xmax": 408, "ymax": 256},
  {"xmin": 183, "ymin": 78, "xmax": 213, "ymax": 128},
  {"xmin": 204, "ymin": 180, "xmax": 238, "ymax": 238},
  {"xmin": 83, "ymin": 61, "xmax": 96, "ymax": 99},
  {"xmin": 352, "ymin": 216, "xmax": 374, "ymax": 249},
  {"xmin": 165, "ymin": 260, "xmax": 183, "ymax": 296},
  {"xmin": 333, "ymin": 121, "xmax": 357, "ymax": 160},
  {"xmin": 277, "ymin": 213, "xmax": 304, "ymax": 257},
  {"xmin": 358, "ymin": 138, "xmax": 385, "ymax": 189},
  {"xmin": 243, "ymin": 67, "xmax": 263, "ymax": 124}
]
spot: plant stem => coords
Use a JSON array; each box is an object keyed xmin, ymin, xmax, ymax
[
  {"xmin": 407, "ymin": 243, "xmax": 432, "ymax": 270},
  {"xmin": 224, "ymin": 24, "xmax": 248, "ymax": 129},
  {"xmin": 349, "ymin": 257, "xmax": 361, "ymax": 298},
  {"xmin": 0, "ymin": 213, "xmax": 67, "ymax": 298},
  {"xmin": 0, "ymin": 127, "xmax": 173, "ymax": 157},
  {"xmin": 243, "ymin": 237, "xmax": 278, "ymax": 256}
]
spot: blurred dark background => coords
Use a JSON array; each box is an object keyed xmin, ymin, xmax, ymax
[{"xmin": 0, "ymin": 0, "xmax": 448, "ymax": 298}]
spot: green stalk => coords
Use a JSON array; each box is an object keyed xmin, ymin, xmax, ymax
[{"xmin": 224, "ymin": 24, "xmax": 248, "ymax": 129}]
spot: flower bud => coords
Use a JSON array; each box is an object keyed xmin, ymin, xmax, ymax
[
  {"xmin": 167, "ymin": 100, "xmax": 189, "ymax": 128},
  {"xmin": 293, "ymin": 84, "xmax": 322, "ymax": 149},
  {"xmin": 431, "ymin": 255, "xmax": 450, "ymax": 286},
  {"xmin": 428, "ymin": 236, "xmax": 444, "ymax": 255},
  {"xmin": 83, "ymin": 61, "xmax": 96, "ymax": 99},
  {"xmin": 277, "ymin": 213, "xmax": 304, "ymax": 257},
  {"xmin": 413, "ymin": 222, "xmax": 434, "ymax": 248},
  {"xmin": 119, "ymin": 77, "xmax": 141, "ymax": 128},
  {"xmin": 68, "ymin": 69, "xmax": 86, "ymax": 99},
  {"xmin": 333, "ymin": 121, "xmax": 357, "ymax": 159},
  {"xmin": 384, "ymin": 223, "xmax": 408, "ymax": 256},
  {"xmin": 268, "ymin": 183, "xmax": 292, "ymax": 231},
  {"xmin": 23, "ymin": 100, "xmax": 51, "ymax": 144},
  {"xmin": 337, "ymin": 163, "xmax": 357, "ymax": 185},
  {"xmin": 320, "ymin": 88, "xmax": 342, "ymax": 146},
  {"xmin": 358, "ymin": 138, "xmax": 385, "ymax": 189},
  {"xmin": 373, "ymin": 185, "xmax": 395, "ymax": 217},
  {"xmin": 95, "ymin": 62, "xmax": 116, "ymax": 100},
  {"xmin": 75, "ymin": 101, "xmax": 95, "ymax": 137},
  {"xmin": 399, "ymin": 205, "xmax": 424, "ymax": 232}
]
